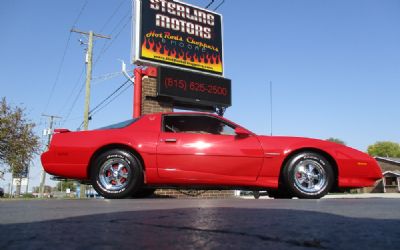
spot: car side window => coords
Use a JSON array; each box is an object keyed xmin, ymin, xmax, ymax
[{"xmin": 163, "ymin": 115, "xmax": 236, "ymax": 135}]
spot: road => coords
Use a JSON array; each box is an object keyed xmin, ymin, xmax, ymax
[{"xmin": 1, "ymin": 198, "xmax": 399, "ymax": 249}]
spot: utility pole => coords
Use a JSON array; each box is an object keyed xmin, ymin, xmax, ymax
[
  {"xmin": 39, "ymin": 114, "xmax": 62, "ymax": 198},
  {"xmin": 25, "ymin": 163, "xmax": 31, "ymax": 195},
  {"xmin": 9, "ymin": 182, "xmax": 12, "ymax": 198},
  {"xmin": 71, "ymin": 28, "xmax": 110, "ymax": 198}
]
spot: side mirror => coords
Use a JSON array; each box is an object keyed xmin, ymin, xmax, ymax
[{"xmin": 235, "ymin": 127, "xmax": 250, "ymax": 137}]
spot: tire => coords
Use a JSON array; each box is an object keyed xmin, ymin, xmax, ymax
[
  {"xmin": 283, "ymin": 152, "xmax": 334, "ymax": 199},
  {"xmin": 131, "ymin": 188, "xmax": 156, "ymax": 198},
  {"xmin": 91, "ymin": 149, "xmax": 143, "ymax": 199},
  {"xmin": 253, "ymin": 191, "xmax": 260, "ymax": 199}
]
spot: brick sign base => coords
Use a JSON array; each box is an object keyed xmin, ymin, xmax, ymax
[{"xmin": 141, "ymin": 75, "xmax": 236, "ymax": 199}]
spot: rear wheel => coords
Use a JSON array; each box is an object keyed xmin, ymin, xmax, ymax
[
  {"xmin": 91, "ymin": 149, "xmax": 143, "ymax": 199},
  {"xmin": 283, "ymin": 152, "xmax": 334, "ymax": 199}
]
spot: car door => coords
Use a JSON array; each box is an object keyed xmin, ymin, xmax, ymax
[{"xmin": 156, "ymin": 114, "xmax": 264, "ymax": 183}]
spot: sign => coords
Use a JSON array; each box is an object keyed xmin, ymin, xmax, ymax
[
  {"xmin": 12, "ymin": 178, "xmax": 28, "ymax": 186},
  {"xmin": 158, "ymin": 67, "xmax": 231, "ymax": 107},
  {"xmin": 134, "ymin": 0, "xmax": 224, "ymax": 75},
  {"xmin": 43, "ymin": 128, "xmax": 53, "ymax": 136}
]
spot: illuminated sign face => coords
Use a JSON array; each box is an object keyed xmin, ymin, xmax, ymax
[
  {"xmin": 134, "ymin": 0, "xmax": 223, "ymax": 75},
  {"xmin": 158, "ymin": 67, "xmax": 231, "ymax": 107}
]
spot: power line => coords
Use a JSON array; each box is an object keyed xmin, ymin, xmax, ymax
[
  {"xmin": 43, "ymin": 0, "xmax": 89, "ymax": 113},
  {"xmin": 62, "ymin": 116, "xmax": 83, "ymax": 122},
  {"xmin": 214, "ymin": 0, "xmax": 226, "ymax": 11},
  {"xmin": 72, "ymin": 0, "xmax": 89, "ymax": 28},
  {"xmin": 61, "ymin": 76, "xmax": 86, "ymax": 126},
  {"xmin": 94, "ymin": 11, "xmax": 131, "ymax": 65},
  {"xmin": 62, "ymin": 26, "xmax": 114, "ymax": 127},
  {"xmin": 89, "ymin": 79, "xmax": 131, "ymax": 115},
  {"xmin": 43, "ymin": 32, "xmax": 72, "ymax": 113},
  {"xmin": 62, "ymin": 2, "xmax": 131, "ymax": 128},
  {"xmin": 205, "ymin": 0, "xmax": 215, "ymax": 9},
  {"xmin": 77, "ymin": 80, "xmax": 133, "ymax": 130},
  {"xmin": 109, "ymin": 11, "xmax": 132, "ymax": 36},
  {"xmin": 57, "ymin": 0, "xmax": 90, "ymax": 119},
  {"xmin": 58, "ymin": 67, "xmax": 85, "ymax": 115},
  {"xmin": 90, "ymin": 83, "xmax": 132, "ymax": 117},
  {"xmin": 61, "ymin": 65, "xmax": 125, "ymax": 126},
  {"xmin": 93, "ymin": 9, "xmax": 130, "ymax": 54},
  {"xmin": 99, "ymin": 0, "xmax": 126, "ymax": 33},
  {"xmin": 69, "ymin": 6, "xmax": 130, "ymax": 125},
  {"xmin": 98, "ymin": 18, "xmax": 130, "ymax": 57}
]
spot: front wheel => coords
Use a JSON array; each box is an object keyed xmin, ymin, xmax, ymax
[
  {"xmin": 283, "ymin": 152, "xmax": 334, "ymax": 199},
  {"xmin": 91, "ymin": 149, "xmax": 143, "ymax": 199}
]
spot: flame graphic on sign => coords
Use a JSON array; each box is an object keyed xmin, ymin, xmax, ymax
[{"xmin": 141, "ymin": 38, "xmax": 222, "ymax": 73}]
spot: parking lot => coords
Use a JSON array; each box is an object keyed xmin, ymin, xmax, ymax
[{"xmin": 1, "ymin": 198, "xmax": 399, "ymax": 249}]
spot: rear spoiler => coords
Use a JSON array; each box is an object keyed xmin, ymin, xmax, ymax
[{"xmin": 54, "ymin": 128, "xmax": 71, "ymax": 133}]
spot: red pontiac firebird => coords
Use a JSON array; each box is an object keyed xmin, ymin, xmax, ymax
[{"xmin": 41, "ymin": 112, "xmax": 382, "ymax": 199}]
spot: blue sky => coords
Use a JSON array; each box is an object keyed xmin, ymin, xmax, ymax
[{"xmin": 1, "ymin": 0, "xmax": 399, "ymax": 190}]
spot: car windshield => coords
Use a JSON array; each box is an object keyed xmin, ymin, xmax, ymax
[{"xmin": 97, "ymin": 118, "xmax": 138, "ymax": 130}]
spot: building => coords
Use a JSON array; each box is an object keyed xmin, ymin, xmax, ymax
[
  {"xmin": 376, "ymin": 157, "xmax": 400, "ymax": 193},
  {"xmin": 360, "ymin": 157, "xmax": 400, "ymax": 193}
]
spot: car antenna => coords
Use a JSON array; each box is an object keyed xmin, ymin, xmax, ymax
[{"xmin": 269, "ymin": 81, "xmax": 273, "ymax": 136}]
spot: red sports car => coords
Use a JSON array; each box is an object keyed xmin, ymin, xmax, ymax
[{"xmin": 41, "ymin": 112, "xmax": 382, "ymax": 199}]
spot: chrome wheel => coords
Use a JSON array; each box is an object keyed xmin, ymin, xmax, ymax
[
  {"xmin": 293, "ymin": 159, "xmax": 327, "ymax": 194},
  {"xmin": 91, "ymin": 149, "xmax": 143, "ymax": 199},
  {"xmin": 98, "ymin": 158, "xmax": 131, "ymax": 191}
]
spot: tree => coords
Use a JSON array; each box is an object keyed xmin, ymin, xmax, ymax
[
  {"xmin": 367, "ymin": 141, "xmax": 400, "ymax": 157},
  {"xmin": 32, "ymin": 185, "xmax": 52, "ymax": 194},
  {"xmin": 32, "ymin": 186, "xmax": 39, "ymax": 193},
  {"xmin": 0, "ymin": 97, "xmax": 40, "ymax": 177},
  {"xmin": 326, "ymin": 137, "xmax": 346, "ymax": 145}
]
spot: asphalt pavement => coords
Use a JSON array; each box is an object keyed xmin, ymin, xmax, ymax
[{"xmin": 1, "ymin": 198, "xmax": 399, "ymax": 250}]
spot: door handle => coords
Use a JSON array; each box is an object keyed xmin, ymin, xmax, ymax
[{"xmin": 164, "ymin": 138, "xmax": 177, "ymax": 143}]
